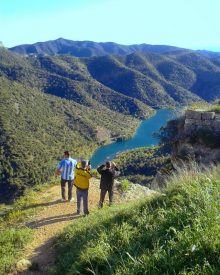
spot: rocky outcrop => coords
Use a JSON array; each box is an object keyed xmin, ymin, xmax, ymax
[
  {"xmin": 184, "ymin": 110, "xmax": 220, "ymax": 135},
  {"xmin": 172, "ymin": 110, "xmax": 220, "ymax": 164},
  {"xmin": 152, "ymin": 109, "xmax": 220, "ymax": 189}
]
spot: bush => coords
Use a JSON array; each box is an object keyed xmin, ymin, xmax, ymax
[
  {"xmin": 117, "ymin": 179, "xmax": 131, "ymax": 192},
  {"xmin": 209, "ymin": 105, "xmax": 220, "ymax": 113}
]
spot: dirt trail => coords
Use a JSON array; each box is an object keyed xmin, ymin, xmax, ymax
[
  {"xmin": 19, "ymin": 179, "xmax": 101, "ymax": 274},
  {"xmin": 17, "ymin": 179, "xmax": 153, "ymax": 274}
]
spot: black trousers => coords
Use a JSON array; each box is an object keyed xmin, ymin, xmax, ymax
[
  {"xmin": 61, "ymin": 179, "xmax": 73, "ymax": 200},
  {"xmin": 99, "ymin": 189, "xmax": 114, "ymax": 207}
]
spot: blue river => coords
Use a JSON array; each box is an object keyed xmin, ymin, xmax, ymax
[{"xmin": 90, "ymin": 109, "xmax": 174, "ymax": 168}]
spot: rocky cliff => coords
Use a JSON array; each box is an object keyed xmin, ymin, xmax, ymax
[
  {"xmin": 152, "ymin": 109, "xmax": 220, "ymax": 189},
  {"xmin": 173, "ymin": 110, "xmax": 220, "ymax": 164}
]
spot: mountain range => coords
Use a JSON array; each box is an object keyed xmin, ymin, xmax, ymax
[
  {"xmin": 9, "ymin": 38, "xmax": 220, "ymax": 58},
  {"xmin": 1, "ymin": 38, "xmax": 220, "ymax": 200}
]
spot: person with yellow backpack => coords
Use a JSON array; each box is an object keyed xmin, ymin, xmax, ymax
[{"xmin": 74, "ymin": 160, "xmax": 92, "ymax": 216}]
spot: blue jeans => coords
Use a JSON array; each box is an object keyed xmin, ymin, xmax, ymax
[{"xmin": 76, "ymin": 189, "xmax": 89, "ymax": 214}]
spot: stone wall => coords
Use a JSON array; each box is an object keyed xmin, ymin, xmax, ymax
[
  {"xmin": 152, "ymin": 109, "xmax": 220, "ymax": 189},
  {"xmin": 184, "ymin": 110, "xmax": 220, "ymax": 135},
  {"xmin": 174, "ymin": 109, "xmax": 220, "ymax": 165}
]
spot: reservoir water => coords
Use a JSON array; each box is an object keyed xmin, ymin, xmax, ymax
[{"xmin": 90, "ymin": 109, "xmax": 174, "ymax": 168}]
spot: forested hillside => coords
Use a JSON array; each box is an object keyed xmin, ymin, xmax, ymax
[
  {"xmin": 0, "ymin": 74, "xmax": 143, "ymax": 201},
  {"xmin": 1, "ymin": 41, "xmax": 220, "ymax": 200},
  {"xmin": 113, "ymin": 146, "xmax": 171, "ymax": 185}
]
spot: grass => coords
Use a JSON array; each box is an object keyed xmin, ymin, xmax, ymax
[
  {"xmin": 187, "ymin": 101, "xmax": 212, "ymax": 111},
  {"xmin": 116, "ymin": 179, "xmax": 132, "ymax": 193},
  {"xmin": 187, "ymin": 100, "xmax": 220, "ymax": 113},
  {"xmin": 0, "ymin": 178, "xmax": 57, "ymax": 227},
  {"xmin": 53, "ymin": 164, "xmax": 220, "ymax": 274},
  {"xmin": 0, "ymin": 228, "xmax": 32, "ymax": 273},
  {"xmin": 209, "ymin": 105, "xmax": 220, "ymax": 113},
  {"xmin": 0, "ymin": 177, "xmax": 58, "ymax": 274}
]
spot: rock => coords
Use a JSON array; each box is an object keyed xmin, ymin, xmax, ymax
[
  {"xmin": 202, "ymin": 112, "xmax": 215, "ymax": 120},
  {"xmin": 119, "ymin": 183, "xmax": 153, "ymax": 201},
  {"xmin": 185, "ymin": 110, "xmax": 202, "ymax": 120},
  {"xmin": 213, "ymin": 120, "xmax": 220, "ymax": 132},
  {"xmin": 199, "ymin": 120, "xmax": 212, "ymax": 126},
  {"xmin": 184, "ymin": 124, "xmax": 196, "ymax": 134},
  {"xmin": 16, "ymin": 259, "xmax": 32, "ymax": 271}
]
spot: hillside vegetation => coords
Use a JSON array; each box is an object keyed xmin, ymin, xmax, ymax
[
  {"xmin": 0, "ymin": 75, "xmax": 142, "ymax": 200},
  {"xmin": 54, "ymin": 164, "xmax": 220, "ymax": 274},
  {"xmin": 9, "ymin": 38, "xmax": 184, "ymax": 56},
  {"xmin": 113, "ymin": 146, "xmax": 171, "ymax": 185},
  {"xmin": 0, "ymin": 180, "xmax": 55, "ymax": 274},
  {"xmin": 8, "ymin": 38, "xmax": 220, "ymax": 102},
  {"xmin": 2, "ymin": 42, "xmax": 220, "ymax": 200}
]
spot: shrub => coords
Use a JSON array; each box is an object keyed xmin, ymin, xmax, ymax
[
  {"xmin": 209, "ymin": 105, "xmax": 220, "ymax": 113},
  {"xmin": 117, "ymin": 179, "xmax": 131, "ymax": 192}
]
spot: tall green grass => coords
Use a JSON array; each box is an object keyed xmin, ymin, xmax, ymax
[
  {"xmin": 53, "ymin": 164, "xmax": 220, "ymax": 274},
  {"xmin": 0, "ymin": 179, "xmax": 57, "ymax": 274},
  {"xmin": 0, "ymin": 228, "xmax": 32, "ymax": 273}
]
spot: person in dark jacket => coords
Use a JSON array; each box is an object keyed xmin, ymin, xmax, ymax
[{"xmin": 97, "ymin": 161, "xmax": 120, "ymax": 208}]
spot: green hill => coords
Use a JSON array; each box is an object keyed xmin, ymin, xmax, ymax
[
  {"xmin": 53, "ymin": 164, "xmax": 220, "ymax": 274},
  {"xmin": 113, "ymin": 145, "xmax": 171, "ymax": 185},
  {"xmin": 9, "ymin": 38, "xmax": 184, "ymax": 57},
  {"xmin": 0, "ymin": 76, "xmax": 143, "ymax": 201}
]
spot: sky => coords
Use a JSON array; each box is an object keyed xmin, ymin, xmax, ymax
[{"xmin": 0, "ymin": 0, "xmax": 220, "ymax": 50}]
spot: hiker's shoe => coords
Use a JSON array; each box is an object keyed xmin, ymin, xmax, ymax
[
  {"xmin": 68, "ymin": 198, "xmax": 74, "ymax": 202},
  {"xmin": 76, "ymin": 210, "xmax": 80, "ymax": 215},
  {"xmin": 61, "ymin": 198, "xmax": 66, "ymax": 202}
]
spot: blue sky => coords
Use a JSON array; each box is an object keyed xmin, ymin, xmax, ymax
[{"xmin": 0, "ymin": 0, "xmax": 220, "ymax": 50}]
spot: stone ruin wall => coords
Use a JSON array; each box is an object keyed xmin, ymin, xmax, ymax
[{"xmin": 184, "ymin": 110, "xmax": 220, "ymax": 135}]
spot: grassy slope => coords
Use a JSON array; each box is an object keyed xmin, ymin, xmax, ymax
[{"xmin": 53, "ymin": 165, "xmax": 220, "ymax": 274}]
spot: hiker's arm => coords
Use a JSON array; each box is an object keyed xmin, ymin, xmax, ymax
[
  {"xmin": 55, "ymin": 168, "xmax": 61, "ymax": 177},
  {"xmin": 55, "ymin": 160, "xmax": 63, "ymax": 176},
  {"xmin": 114, "ymin": 169, "xmax": 120, "ymax": 177},
  {"xmin": 113, "ymin": 165, "xmax": 120, "ymax": 177},
  {"xmin": 97, "ymin": 164, "xmax": 105, "ymax": 174}
]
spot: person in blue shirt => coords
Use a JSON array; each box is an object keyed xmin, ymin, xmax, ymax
[{"xmin": 55, "ymin": 151, "xmax": 77, "ymax": 202}]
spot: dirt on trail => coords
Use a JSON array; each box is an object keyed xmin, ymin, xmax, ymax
[
  {"xmin": 17, "ymin": 179, "xmax": 153, "ymax": 274},
  {"xmin": 18, "ymin": 179, "xmax": 102, "ymax": 275}
]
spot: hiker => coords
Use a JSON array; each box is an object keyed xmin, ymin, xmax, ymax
[
  {"xmin": 55, "ymin": 151, "xmax": 77, "ymax": 202},
  {"xmin": 97, "ymin": 161, "xmax": 120, "ymax": 208},
  {"xmin": 74, "ymin": 160, "xmax": 92, "ymax": 215}
]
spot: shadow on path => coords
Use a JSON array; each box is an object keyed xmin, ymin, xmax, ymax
[
  {"xmin": 21, "ymin": 199, "xmax": 63, "ymax": 211},
  {"xmin": 27, "ymin": 213, "xmax": 80, "ymax": 228}
]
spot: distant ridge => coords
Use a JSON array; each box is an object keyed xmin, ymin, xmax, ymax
[{"xmin": 9, "ymin": 38, "xmax": 186, "ymax": 57}]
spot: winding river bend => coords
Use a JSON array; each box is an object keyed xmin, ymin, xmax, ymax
[{"xmin": 90, "ymin": 109, "xmax": 174, "ymax": 168}]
